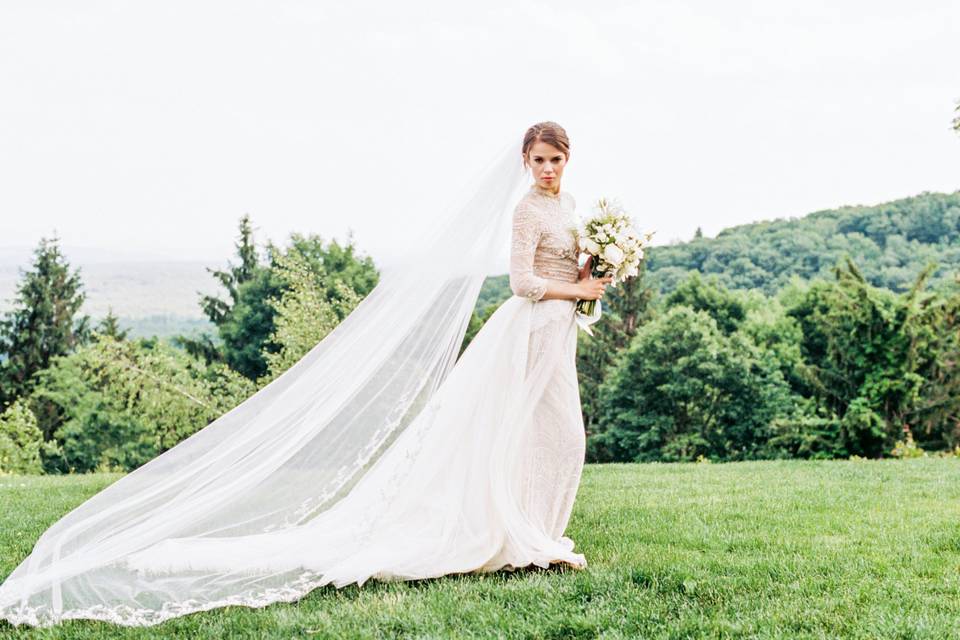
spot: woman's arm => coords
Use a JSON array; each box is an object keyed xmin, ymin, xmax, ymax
[
  {"xmin": 540, "ymin": 258, "xmax": 612, "ymax": 302},
  {"xmin": 509, "ymin": 204, "xmax": 549, "ymax": 300},
  {"xmin": 510, "ymin": 206, "xmax": 611, "ymax": 302},
  {"xmin": 538, "ymin": 279, "xmax": 587, "ymax": 301}
]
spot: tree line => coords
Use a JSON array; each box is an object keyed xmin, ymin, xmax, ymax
[
  {"xmin": 574, "ymin": 264, "xmax": 959, "ymax": 463},
  {"xmin": 2, "ymin": 195, "xmax": 959, "ymax": 474},
  {"xmin": 0, "ymin": 216, "xmax": 378, "ymax": 474},
  {"xmin": 645, "ymin": 191, "xmax": 960, "ymax": 295}
]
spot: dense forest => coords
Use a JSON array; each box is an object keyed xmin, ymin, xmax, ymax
[
  {"xmin": 645, "ymin": 191, "xmax": 960, "ymax": 294},
  {"xmin": 1, "ymin": 189, "xmax": 959, "ymax": 475}
]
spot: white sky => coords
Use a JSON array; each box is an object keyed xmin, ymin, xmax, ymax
[{"xmin": 1, "ymin": 0, "xmax": 958, "ymax": 271}]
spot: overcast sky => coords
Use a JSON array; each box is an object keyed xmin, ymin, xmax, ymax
[{"xmin": 1, "ymin": 0, "xmax": 958, "ymax": 271}]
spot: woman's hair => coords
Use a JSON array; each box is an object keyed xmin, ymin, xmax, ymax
[{"xmin": 522, "ymin": 121, "xmax": 570, "ymax": 162}]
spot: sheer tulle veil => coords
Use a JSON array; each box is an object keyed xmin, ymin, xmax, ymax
[{"xmin": 0, "ymin": 134, "xmax": 531, "ymax": 626}]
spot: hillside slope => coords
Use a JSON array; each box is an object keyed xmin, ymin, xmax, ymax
[{"xmin": 645, "ymin": 190, "xmax": 960, "ymax": 294}]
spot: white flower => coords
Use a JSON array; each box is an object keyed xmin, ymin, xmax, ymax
[
  {"xmin": 584, "ymin": 237, "xmax": 601, "ymax": 254},
  {"xmin": 603, "ymin": 243, "xmax": 625, "ymax": 266}
]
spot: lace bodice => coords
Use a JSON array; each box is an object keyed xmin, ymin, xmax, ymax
[{"xmin": 509, "ymin": 186, "xmax": 580, "ymax": 300}]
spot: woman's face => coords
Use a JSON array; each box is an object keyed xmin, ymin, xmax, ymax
[{"xmin": 524, "ymin": 141, "xmax": 567, "ymax": 192}]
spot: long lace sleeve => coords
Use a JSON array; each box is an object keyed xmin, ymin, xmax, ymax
[{"xmin": 509, "ymin": 202, "xmax": 548, "ymax": 300}]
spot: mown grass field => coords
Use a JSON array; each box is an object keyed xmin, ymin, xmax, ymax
[{"xmin": 1, "ymin": 458, "xmax": 959, "ymax": 639}]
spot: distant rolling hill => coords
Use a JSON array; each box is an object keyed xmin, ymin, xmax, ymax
[
  {"xmin": 0, "ymin": 258, "xmax": 224, "ymax": 339},
  {"xmin": 644, "ymin": 190, "xmax": 960, "ymax": 294}
]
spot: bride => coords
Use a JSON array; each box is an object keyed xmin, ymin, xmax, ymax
[{"xmin": 0, "ymin": 121, "xmax": 613, "ymax": 627}]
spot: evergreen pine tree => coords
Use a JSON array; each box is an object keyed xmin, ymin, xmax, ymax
[
  {"xmin": 94, "ymin": 306, "xmax": 129, "ymax": 340},
  {"xmin": 200, "ymin": 213, "xmax": 259, "ymax": 325},
  {"xmin": 176, "ymin": 214, "xmax": 261, "ymax": 365},
  {"xmin": 0, "ymin": 235, "xmax": 90, "ymax": 406}
]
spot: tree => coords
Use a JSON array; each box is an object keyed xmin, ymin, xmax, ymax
[
  {"xmin": 177, "ymin": 217, "xmax": 379, "ymax": 381},
  {"xmin": 785, "ymin": 260, "xmax": 960, "ymax": 456},
  {"xmin": 176, "ymin": 214, "xmax": 262, "ymax": 365},
  {"xmin": 592, "ymin": 306, "xmax": 791, "ymax": 463},
  {"xmin": 200, "ymin": 213, "xmax": 260, "ymax": 326},
  {"xmin": 283, "ymin": 230, "xmax": 378, "ymax": 304},
  {"xmin": 577, "ymin": 262, "xmax": 654, "ymax": 444},
  {"xmin": 786, "ymin": 262, "xmax": 903, "ymax": 456},
  {"xmin": 257, "ymin": 246, "xmax": 363, "ymax": 383},
  {"xmin": 30, "ymin": 334, "xmax": 256, "ymax": 473},
  {"xmin": 94, "ymin": 306, "xmax": 129, "ymax": 341},
  {"xmin": 663, "ymin": 272, "xmax": 746, "ymax": 334},
  {"xmin": 221, "ymin": 232, "xmax": 377, "ymax": 381},
  {"xmin": 0, "ymin": 398, "xmax": 44, "ymax": 474},
  {"xmin": 213, "ymin": 265, "xmax": 285, "ymax": 380},
  {"xmin": 0, "ymin": 235, "xmax": 90, "ymax": 406}
]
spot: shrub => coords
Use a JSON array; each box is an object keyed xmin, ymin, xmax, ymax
[{"xmin": 0, "ymin": 398, "xmax": 44, "ymax": 474}]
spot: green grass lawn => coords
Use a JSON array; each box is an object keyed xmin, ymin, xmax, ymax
[{"xmin": 1, "ymin": 458, "xmax": 959, "ymax": 639}]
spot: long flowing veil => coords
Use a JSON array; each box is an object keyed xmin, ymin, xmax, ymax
[{"xmin": 0, "ymin": 134, "xmax": 529, "ymax": 627}]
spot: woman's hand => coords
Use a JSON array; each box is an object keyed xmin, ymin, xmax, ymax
[
  {"xmin": 578, "ymin": 276, "xmax": 613, "ymax": 301},
  {"xmin": 577, "ymin": 259, "xmax": 613, "ymax": 301}
]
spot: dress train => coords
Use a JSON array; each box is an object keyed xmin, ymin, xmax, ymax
[{"xmin": 123, "ymin": 295, "xmax": 585, "ymax": 583}]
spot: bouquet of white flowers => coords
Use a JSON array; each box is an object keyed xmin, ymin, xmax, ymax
[{"xmin": 575, "ymin": 197, "xmax": 653, "ymax": 334}]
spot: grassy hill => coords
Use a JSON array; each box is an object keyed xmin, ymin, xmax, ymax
[{"xmin": 2, "ymin": 458, "xmax": 958, "ymax": 637}]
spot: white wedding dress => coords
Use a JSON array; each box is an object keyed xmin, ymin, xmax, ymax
[{"xmin": 0, "ymin": 143, "xmax": 589, "ymax": 627}]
